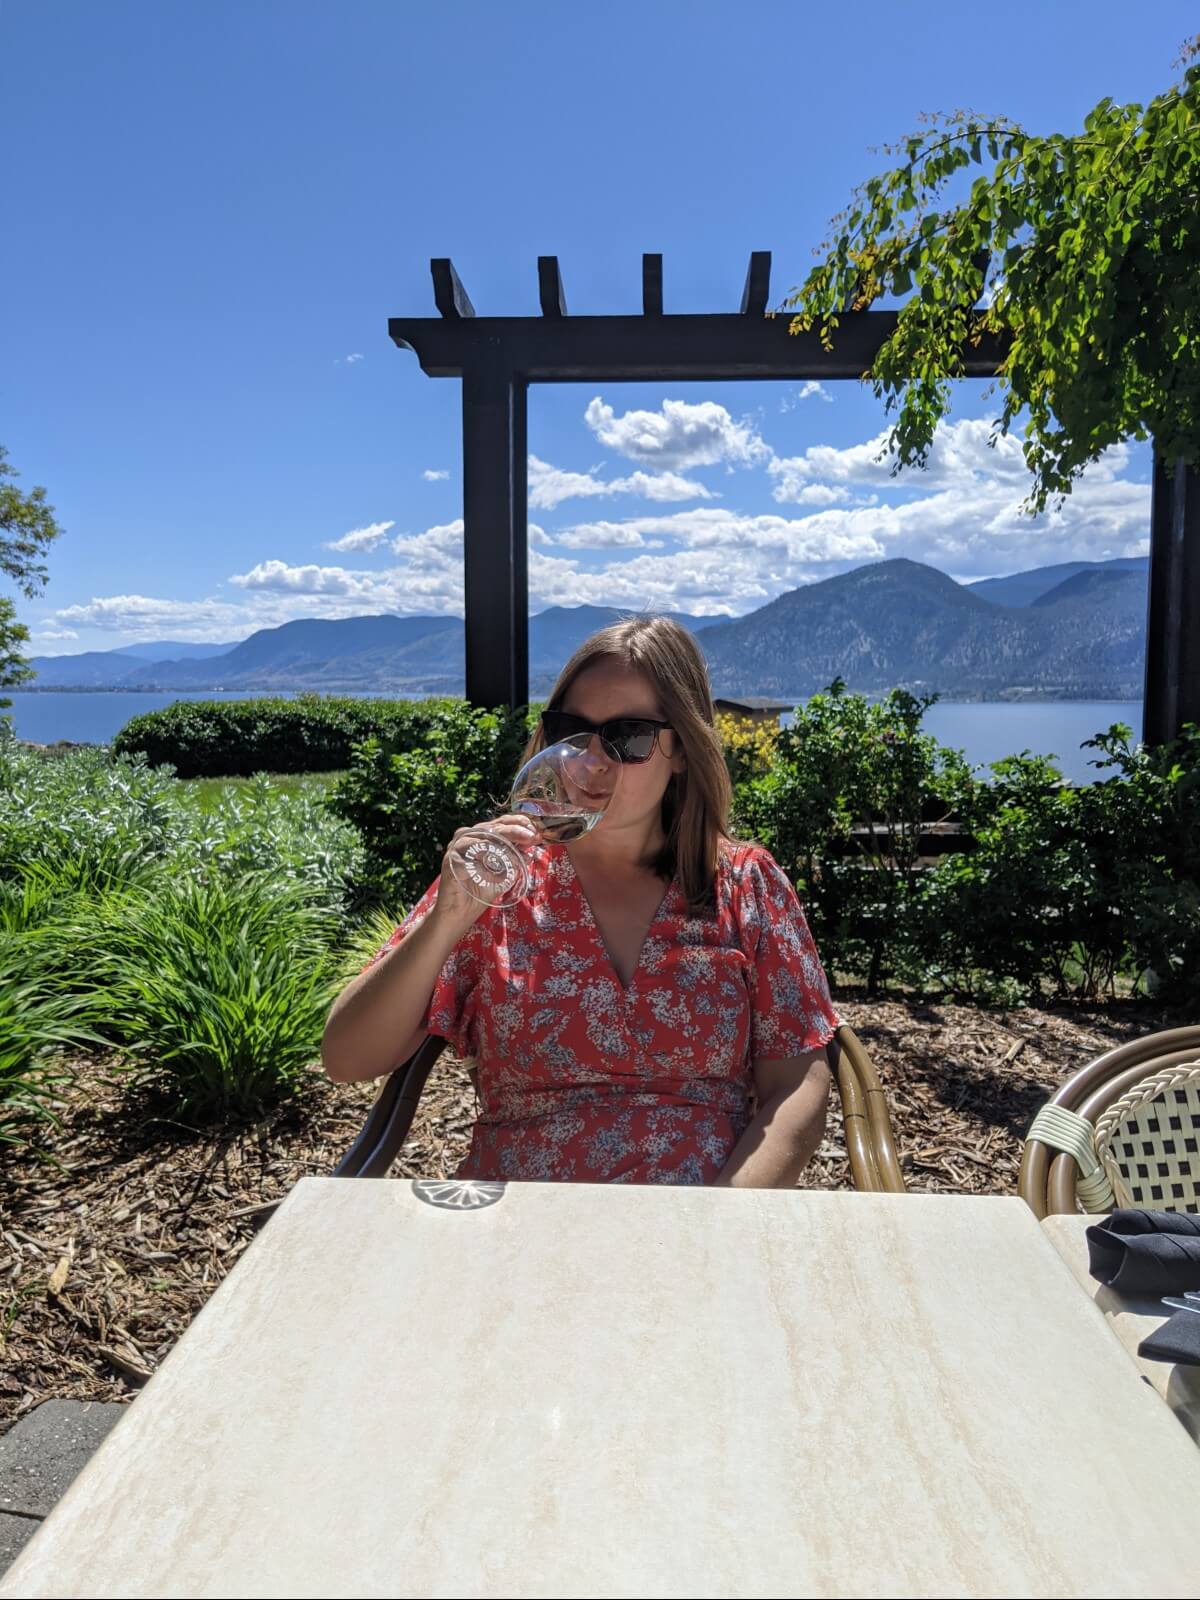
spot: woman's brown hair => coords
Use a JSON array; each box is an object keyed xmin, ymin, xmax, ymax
[{"xmin": 520, "ymin": 616, "xmax": 737, "ymax": 916}]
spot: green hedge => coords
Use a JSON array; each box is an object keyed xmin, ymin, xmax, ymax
[{"xmin": 110, "ymin": 694, "xmax": 465, "ymax": 777}]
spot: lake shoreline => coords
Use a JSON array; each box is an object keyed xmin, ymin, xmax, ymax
[
  {"xmin": 10, "ymin": 685, "xmax": 1143, "ymax": 703},
  {"xmin": 4, "ymin": 690, "xmax": 1144, "ymax": 787}
]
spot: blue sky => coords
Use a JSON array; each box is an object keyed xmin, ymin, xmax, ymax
[{"xmin": 4, "ymin": 0, "xmax": 1191, "ymax": 653}]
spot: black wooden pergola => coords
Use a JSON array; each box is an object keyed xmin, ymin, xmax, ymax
[{"xmin": 390, "ymin": 253, "xmax": 1198, "ymax": 744}]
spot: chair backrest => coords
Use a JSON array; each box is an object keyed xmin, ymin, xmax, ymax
[
  {"xmin": 1092, "ymin": 1062, "xmax": 1200, "ymax": 1212},
  {"xmin": 827, "ymin": 1025, "xmax": 906, "ymax": 1193},
  {"xmin": 1018, "ymin": 1026, "xmax": 1200, "ymax": 1217},
  {"xmin": 331, "ymin": 1033, "xmax": 448, "ymax": 1180}
]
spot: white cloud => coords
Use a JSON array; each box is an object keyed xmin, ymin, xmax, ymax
[
  {"xmin": 422, "ymin": 468, "xmax": 449, "ymax": 481},
  {"xmin": 769, "ymin": 418, "xmax": 1034, "ymax": 496},
  {"xmin": 54, "ymin": 594, "xmax": 265, "ymax": 640},
  {"xmin": 230, "ymin": 561, "xmax": 369, "ymax": 596},
  {"xmin": 780, "ymin": 381, "xmax": 833, "ymax": 411},
  {"xmin": 790, "ymin": 483, "xmax": 851, "ymax": 506},
  {"xmin": 527, "ymin": 454, "xmax": 714, "ymax": 510},
  {"xmin": 528, "ymin": 547, "xmax": 776, "ymax": 616},
  {"xmin": 323, "ymin": 520, "xmax": 396, "ymax": 553},
  {"xmin": 389, "ymin": 518, "xmax": 466, "ymax": 569},
  {"xmin": 554, "ymin": 508, "xmax": 882, "ymax": 566},
  {"xmin": 554, "ymin": 522, "xmax": 656, "ymax": 550},
  {"xmin": 335, "ymin": 353, "xmax": 364, "ymax": 364},
  {"xmin": 583, "ymin": 396, "xmax": 769, "ymax": 470},
  {"xmin": 765, "ymin": 418, "xmax": 1150, "ymax": 575},
  {"xmin": 32, "ymin": 627, "xmax": 79, "ymax": 641},
  {"xmin": 620, "ymin": 470, "xmax": 714, "ymax": 502}
]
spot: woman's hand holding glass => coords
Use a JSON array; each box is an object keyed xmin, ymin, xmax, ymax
[{"xmin": 439, "ymin": 732, "xmax": 620, "ymax": 915}]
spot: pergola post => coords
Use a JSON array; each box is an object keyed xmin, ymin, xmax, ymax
[
  {"xmin": 1143, "ymin": 454, "xmax": 1200, "ymax": 746},
  {"xmin": 461, "ymin": 345, "xmax": 528, "ymax": 710}
]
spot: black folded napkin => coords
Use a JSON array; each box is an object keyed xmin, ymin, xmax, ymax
[
  {"xmin": 1085, "ymin": 1209, "xmax": 1200, "ymax": 1296},
  {"xmin": 1138, "ymin": 1307, "xmax": 1200, "ymax": 1367}
]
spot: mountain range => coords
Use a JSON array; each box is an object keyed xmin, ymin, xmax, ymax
[{"xmin": 27, "ymin": 555, "xmax": 1150, "ymax": 701}]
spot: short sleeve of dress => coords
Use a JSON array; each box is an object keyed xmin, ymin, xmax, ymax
[
  {"xmin": 358, "ymin": 875, "xmax": 480, "ymax": 1058},
  {"xmin": 736, "ymin": 846, "xmax": 840, "ymax": 1060}
]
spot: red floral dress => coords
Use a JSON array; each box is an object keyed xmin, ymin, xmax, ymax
[{"xmin": 364, "ymin": 840, "xmax": 839, "ymax": 1185}]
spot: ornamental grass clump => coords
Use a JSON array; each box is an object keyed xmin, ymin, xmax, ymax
[{"xmin": 93, "ymin": 872, "xmax": 341, "ymax": 1122}]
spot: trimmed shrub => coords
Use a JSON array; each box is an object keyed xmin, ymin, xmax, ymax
[{"xmin": 110, "ymin": 694, "xmax": 464, "ymax": 778}]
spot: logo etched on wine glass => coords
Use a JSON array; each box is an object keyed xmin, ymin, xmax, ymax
[
  {"xmin": 446, "ymin": 732, "xmax": 619, "ymax": 909},
  {"xmin": 462, "ymin": 836, "xmax": 519, "ymax": 892},
  {"xmin": 411, "ymin": 1178, "xmax": 507, "ymax": 1210}
]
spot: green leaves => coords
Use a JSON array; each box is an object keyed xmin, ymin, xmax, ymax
[
  {"xmin": 325, "ymin": 701, "xmax": 537, "ymax": 909},
  {"xmin": 730, "ymin": 688, "xmax": 1200, "ymax": 1004},
  {"xmin": 93, "ymin": 871, "xmax": 340, "ymax": 1121},
  {"xmin": 0, "ymin": 445, "xmax": 64, "ymax": 601},
  {"xmin": 111, "ymin": 694, "xmax": 467, "ymax": 779},
  {"xmin": 783, "ymin": 42, "xmax": 1200, "ymax": 510},
  {"xmin": 1, "ymin": 445, "xmax": 65, "ymax": 701},
  {"xmin": 0, "ymin": 947, "xmax": 105, "ymax": 1154},
  {"xmin": 731, "ymin": 680, "xmax": 970, "ymax": 993},
  {"xmin": 0, "ymin": 742, "xmax": 370, "ymax": 1151}
]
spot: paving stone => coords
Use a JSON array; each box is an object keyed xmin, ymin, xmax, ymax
[
  {"xmin": 0, "ymin": 1400, "xmax": 128, "ymax": 1518},
  {"xmin": 0, "ymin": 1512, "xmax": 42, "ymax": 1578}
]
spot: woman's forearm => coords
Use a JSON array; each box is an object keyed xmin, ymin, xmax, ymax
[
  {"xmin": 713, "ymin": 1064, "xmax": 832, "ymax": 1189},
  {"xmin": 321, "ymin": 908, "xmax": 466, "ymax": 1084}
]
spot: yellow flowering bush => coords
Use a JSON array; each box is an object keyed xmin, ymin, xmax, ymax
[{"xmin": 716, "ymin": 712, "xmax": 780, "ymax": 788}]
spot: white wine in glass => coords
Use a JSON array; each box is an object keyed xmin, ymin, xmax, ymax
[{"xmin": 447, "ymin": 731, "xmax": 619, "ymax": 907}]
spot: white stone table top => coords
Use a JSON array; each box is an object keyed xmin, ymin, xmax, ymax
[
  {"xmin": 4, "ymin": 1182, "xmax": 1200, "ymax": 1599},
  {"xmin": 1040, "ymin": 1211, "xmax": 1200, "ymax": 1443}
]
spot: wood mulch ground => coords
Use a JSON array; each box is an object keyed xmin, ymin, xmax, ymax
[{"xmin": 0, "ymin": 993, "xmax": 1184, "ymax": 1439}]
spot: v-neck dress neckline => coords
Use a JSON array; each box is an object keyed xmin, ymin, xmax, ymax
[{"xmin": 564, "ymin": 847, "xmax": 677, "ymax": 995}]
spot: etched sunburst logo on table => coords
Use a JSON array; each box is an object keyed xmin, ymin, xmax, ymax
[{"xmin": 411, "ymin": 1179, "xmax": 507, "ymax": 1210}]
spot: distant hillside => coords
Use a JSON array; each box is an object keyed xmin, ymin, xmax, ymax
[
  {"xmin": 120, "ymin": 615, "xmax": 465, "ymax": 692},
  {"xmin": 699, "ymin": 558, "xmax": 1145, "ymax": 700},
  {"xmin": 25, "ymin": 651, "xmax": 147, "ymax": 689},
  {"xmin": 969, "ymin": 556, "xmax": 1148, "ymax": 607},
  {"xmin": 116, "ymin": 640, "xmax": 238, "ymax": 662},
  {"xmin": 30, "ymin": 607, "xmax": 723, "ymax": 695},
  {"xmin": 1028, "ymin": 567, "xmax": 1142, "ymax": 608},
  {"xmin": 29, "ymin": 639, "xmax": 238, "ymax": 685},
  {"xmin": 25, "ymin": 558, "xmax": 1148, "ymax": 701},
  {"xmin": 527, "ymin": 606, "xmax": 720, "ymax": 674}
]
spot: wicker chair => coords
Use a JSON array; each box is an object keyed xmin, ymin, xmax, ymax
[
  {"xmin": 1019, "ymin": 1026, "xmax": 1200, "ymax": 1219},
  {"xmin": 246, "ymin": 1024, "xmax": 905, "ymax": 1227}
]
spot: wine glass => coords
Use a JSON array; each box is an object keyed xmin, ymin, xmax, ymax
[{"xmin": 447, "ymin": 731, "xmax": 620, "ymax": 907}]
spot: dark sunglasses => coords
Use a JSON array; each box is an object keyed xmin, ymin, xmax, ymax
[{"xmin": 540, "ymin": 709, "xmax": 673, "ymax": 764}]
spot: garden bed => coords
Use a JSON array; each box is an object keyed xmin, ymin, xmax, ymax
[{"xmin": 0, "ymin": 993, "xmax": 1180, "ymax": 1439}]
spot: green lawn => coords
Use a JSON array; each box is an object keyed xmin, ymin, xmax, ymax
[{"xmin": 181, "ymin": 771, "xmax": 347, "ymax": 813}]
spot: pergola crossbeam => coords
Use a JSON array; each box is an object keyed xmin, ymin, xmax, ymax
[{"xmin": 390, "ymin": 309, "xmax": 1007, "ymax": 382}]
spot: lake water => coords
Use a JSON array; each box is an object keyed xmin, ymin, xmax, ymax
[
  {"xmin": 781, "ymin": 700, "xmax": 1143, "ymax": 784},
  {"xmin": 4, "ymin": 691, "xmax": 1143, "ymax": 786},
  {"xmin": 3, "ymin": 689, "xmax": 312, "ymax": 748}
]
